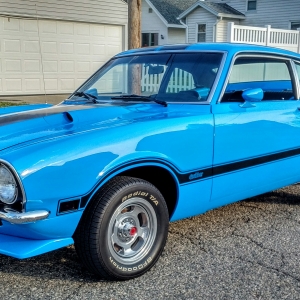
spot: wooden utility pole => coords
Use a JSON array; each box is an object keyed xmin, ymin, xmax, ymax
[
  {"xmin": 128, "ymin": 0, "xmax": 141, "ymax": 49},
  {"xmin": 128, "ymin": 0, "xmax": 142, "ymax": 94}
]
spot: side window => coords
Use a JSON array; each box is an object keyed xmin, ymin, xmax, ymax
[
  {"xmin": 222, "ymin": 57, "xmax": 294, "ymax": 102},
  {"xmin": 162, "ymin": 53, "xmax": 222, "ymax": 102}
]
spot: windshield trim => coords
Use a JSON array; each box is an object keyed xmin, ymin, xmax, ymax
[{"xmin": 69, "ymin": 50, "xmax": 227, "ymax": 105}]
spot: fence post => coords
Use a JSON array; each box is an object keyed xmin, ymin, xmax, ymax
[
  {"xmin": 227, "ymin": 22, "xmax": 234, "ymax": 42},
  {"xmin": 298, "ymin": 28, "xmax": 300, "ymax": 53},
  {"xmin": 265, "ymin": 25, "xmax": 271, "ymax": 46}
]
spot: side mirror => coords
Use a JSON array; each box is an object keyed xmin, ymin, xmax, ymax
[
  {"xmin": 242, "ymin": 88, "xmax": 264, "ymax": 102},
  {"xmin": 240, "ymin": 88, "xmax": 264, "ymax": 108}
]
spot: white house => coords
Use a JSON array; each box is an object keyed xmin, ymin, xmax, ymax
[
  {"xmin": 178, "ymin": 1, "xmax": 245, "ymax": 43},
  {"xmin": 178, "ymin": 0, "xmax": 300, "ymax": 43},
  {"xmin": 143, "ymin": 0, "xmax": 300, "ymax": 45},
  {"xmin": 0, "ymin": 0, "xmax": 128, "ymax": 96},
  {"xmin": 141, "ymin": 0, "xmax": 197, "ymax": 46}
]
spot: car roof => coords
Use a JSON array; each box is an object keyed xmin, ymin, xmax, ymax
[{"xmin": 116, "ymin": 42, "xmax": 300, "ymax": 60}]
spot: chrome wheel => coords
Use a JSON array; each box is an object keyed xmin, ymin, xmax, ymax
[
  {"xmin": 108, "ymin": 197, "xmax": 157, "ymax": 265},
  {"xmin": 75, "ymin": 176, "xmax": 169, "ymax": 280}
]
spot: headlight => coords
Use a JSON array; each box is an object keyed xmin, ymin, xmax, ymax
[{"xmin": 0, "ymin": 164, "xmax": 18, "ymax": 204}]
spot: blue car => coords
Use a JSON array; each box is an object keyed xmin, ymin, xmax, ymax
[{"xmin": 1, "ymin": 43, "xmax": 300, "ymax": 280}]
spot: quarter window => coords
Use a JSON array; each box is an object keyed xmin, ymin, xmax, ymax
[
  {"xmin": 197, "ymin": 24, "xmax": 206, "ymax": 42},
  {"xmin": 294, "ymin": 62, "xmax": 300, "ymax": 83},
  {"xmin": 247, "ymin": 0, "xmax": 257, "ymax": 11},
  {"xmin": 222, "ymin": 57, "xmax": 295, "ymax": 102}
]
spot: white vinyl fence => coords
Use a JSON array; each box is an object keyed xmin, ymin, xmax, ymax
[
  {"xmin": 227, "ymin": 22, "xmax": 300, "ymax": 53},
  {"xmin": 141, "ymin": 66, "xmax": 194, "ymax": 94}
]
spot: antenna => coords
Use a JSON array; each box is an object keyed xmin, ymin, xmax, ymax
[{"xmin": 35, "ymin": 4, "xmax": 47, "ymax": 104}]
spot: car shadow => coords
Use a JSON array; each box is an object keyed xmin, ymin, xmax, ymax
[
  {"xmin": 244, "ymin": 186, "xmax": 300, "ymax": 206},
  {"xmin": 0, "ymin": 246, "xmax": 104, "ymax": 283},
  {"xmin": 1, "ymin": 186, "xmax": 300, "ymax": 283}
]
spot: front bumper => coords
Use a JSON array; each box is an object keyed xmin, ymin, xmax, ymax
[
  {"xmin": 0, "ymin": 209, "xmax": 49, "ymax": 224},
  {"xmin": 0, "ymin": 233, "xmax": 73, "ymax": 259}
]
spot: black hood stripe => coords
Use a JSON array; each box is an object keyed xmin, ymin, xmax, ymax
[{"xmin": 0, "ymin": 105, "xmax": 95, "ymax": 126}]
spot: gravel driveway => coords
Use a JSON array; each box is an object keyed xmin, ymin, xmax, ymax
[{"xmin": 1, "ymin": 185, "xmax": 300, "ymax": 300}]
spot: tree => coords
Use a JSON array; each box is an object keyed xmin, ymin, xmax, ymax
[{"xmin": 128, "ymin": 0, "xmax": 141, "ymax": 49}]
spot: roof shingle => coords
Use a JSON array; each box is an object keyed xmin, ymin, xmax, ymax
[
  {"xmin": 148, "ymin": 0, "xmax": 198, "ymax": 25},
  {"xmin": 202, "ymin": 2, "xmax": 244, "ymax": 16}
]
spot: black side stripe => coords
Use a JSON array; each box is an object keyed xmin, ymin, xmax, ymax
[
  {"xmin": 213, "ymin": 147, "xmax": 300, "ymax": 177},
  {"xmin": 80, "ymin": 147, "xmax": 300, "ymax": 208}
]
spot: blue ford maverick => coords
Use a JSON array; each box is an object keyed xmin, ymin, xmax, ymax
[{"xmin": 1, "ymin": 43, "xmax": 300, "ymax": 280}]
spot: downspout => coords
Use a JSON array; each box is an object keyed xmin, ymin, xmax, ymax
[
  {"xmin": 179, "ymin": 19, "xmax": 188, "ymax": 43},
  {"xmin": 213, "ymin": 16, "xmax": 222, "ymax": 42}
]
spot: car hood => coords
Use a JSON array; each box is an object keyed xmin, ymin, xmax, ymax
[{"xmin": 0, "ymin": 102, "xmax": 169, "ymax": 152}]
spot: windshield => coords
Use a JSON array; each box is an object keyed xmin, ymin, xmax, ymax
[{"xmin": 71, "ymin": 52, "xmax": 223, "ymax": 103}]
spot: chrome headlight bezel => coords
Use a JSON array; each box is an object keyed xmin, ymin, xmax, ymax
[{"xmin": 0, "ymin": 161, "xmax": 25, "ymax": 207}]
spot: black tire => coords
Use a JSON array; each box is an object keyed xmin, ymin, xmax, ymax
[{"xmin": 74, "ymin": 176, "xmax": 169, "ymax": 280}]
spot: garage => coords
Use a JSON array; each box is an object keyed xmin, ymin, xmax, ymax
[{"xmin": 0, "ymin": 0, "xmax": 127, "ymax": 95}]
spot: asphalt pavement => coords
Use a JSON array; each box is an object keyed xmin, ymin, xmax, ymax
[{"xmin": 1, "ymin": 184, "xmax": 300, "ymax": 299}]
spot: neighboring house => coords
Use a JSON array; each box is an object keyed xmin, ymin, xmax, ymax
[
  {"xmin": 141, "ymin": 0, "xmax": 197, "ymax": 46},
  {"xmin": 0, "ymin": 0, "xmax": 127, "ymax": 96},
  {"xmin": 178, "ymin": 0, "xmax": 300, "ymax": 43},
  {"xmin": 178, "ymin": 1, "xmax": 245, "ymax": 43}
]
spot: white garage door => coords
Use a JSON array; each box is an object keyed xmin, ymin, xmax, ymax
[{"xmin": 0, "ymin": 16, "xmax": 123, "ymax": 95}]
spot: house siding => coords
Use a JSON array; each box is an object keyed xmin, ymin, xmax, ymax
[
  {"xmin": 226, "ymin": 0, "xmax": 300, "ymax": 29},
  {"xmin": 187, "ymin": 7, "xmax": 216, "ymax": 43},
  {"xmin": 0, "ymin": 0, "xmax": 128, "ymax": 25},
  {"xmin": 216, "ymin": 18, "xmax": 240, "ymax": 42},
  {"xmin": 168, "ymin": 28, "xmax": 186, "ymax": 44},
  {"xmin": 141, "ymin": 0, "xmax": 168, "ymax": 45}
]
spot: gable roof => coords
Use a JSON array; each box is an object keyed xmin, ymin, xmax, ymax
[
  {"xmin": 178, "ymin": 1, "xmax": 245, "ymax": 20},
  {"xmin": 146, "ymin": 0, "xmax": 198, "ymax": 25}
]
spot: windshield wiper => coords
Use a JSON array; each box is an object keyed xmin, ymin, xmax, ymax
[
  {"xmin": 73, "ymin": 91, "xmax": 98, "ymax": 103},
  {"xmin": 111, "ymin": 94, "xmax": 167, "ymax": 107}
]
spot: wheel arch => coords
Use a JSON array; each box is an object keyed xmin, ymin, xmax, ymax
[
  {"xmin": 119, "ymin": 165, "xmax": 179, "ymax": 219},
  {"xmin": 81, "ymin": 161, "xmax": 180, "ymax": 220}
]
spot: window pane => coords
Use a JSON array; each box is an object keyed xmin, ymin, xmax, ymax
[
  {"xmin": 198, "ymin": 33, "xmax": 206, "ymax": 42},
  {"xmin": 164, "ymin": 53, "xmax": 222, "ymax": 102},
  {"xmin": 222, "ymin": 57, "xmax": 294, "ymax": 102},
  {"xmin": 230, "ymin": 59, "xmax": 290, "ymax": 83},
  {"xmin": 142, "ymin": 33, "xmax": 149, "ymax": 47},
  {"xmin": 77, "ymin": 53, "xmax": 223, "ymax": 103},
  {"xmin": 198, "ymin": 24, "xmax": 206, "ymax": 33},
  {"xmin": 291, "ymin": 22, "xmax": 300, "ymax": 30},
  {"xmin": 167, "ymin": 68, "xmax": 195, "ymax": 93},
  {"xmin": 197, "ymin": 24, "xmax": 206, "ymax": 42},
  {"xmin": 247, "ymin": 0, "xmax": 257, "ymax": 10},
  {"xmin": 142, "ymin": 33, "xmax": 158, "ymax": 47},
  {"xmin": 295, "ymin": 62, "xmax": 300, "ymax": 83}
]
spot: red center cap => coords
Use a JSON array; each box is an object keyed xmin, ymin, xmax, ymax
[{"xmin": 130, "ymin": 226, "xmax": 137, "ymax": 236}]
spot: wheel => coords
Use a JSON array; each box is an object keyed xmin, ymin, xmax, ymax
[{"xmin": 74, "ymin": 176, "xmax": 169, "ymax": 280}]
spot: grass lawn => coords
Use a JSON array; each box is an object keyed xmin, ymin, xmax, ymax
[{"xmin": 0, "ymin": 102, "xmax": 27, "ymax": 108}]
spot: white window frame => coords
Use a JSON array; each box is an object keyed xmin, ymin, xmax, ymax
[
  {"xmin": 246, "ymin": 0, "xmax": 257, "ymax": 11},
  {"xmin": 290, "ymin": 21, "xmax": 300, "ymax": 30},
  {"xmin": 195, "ymin": 23, "xmax": 207, "ymax": 43},
  {"xmin": 142, "ymin": 31, "xmax": 160, "ymax": 47}
]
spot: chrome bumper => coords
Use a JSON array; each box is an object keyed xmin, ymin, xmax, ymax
[{"xmin": 0, "ymin": 209, "xmax": 50, "ymax": 224}]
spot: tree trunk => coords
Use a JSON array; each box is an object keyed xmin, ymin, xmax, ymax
[
  {"xmin": 128, "ymin": 0, "xmax": 141, "ymax": 50},
  {"xmin": 128, "ymin": 0, "xmax": 142, "ymax": 94}
]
